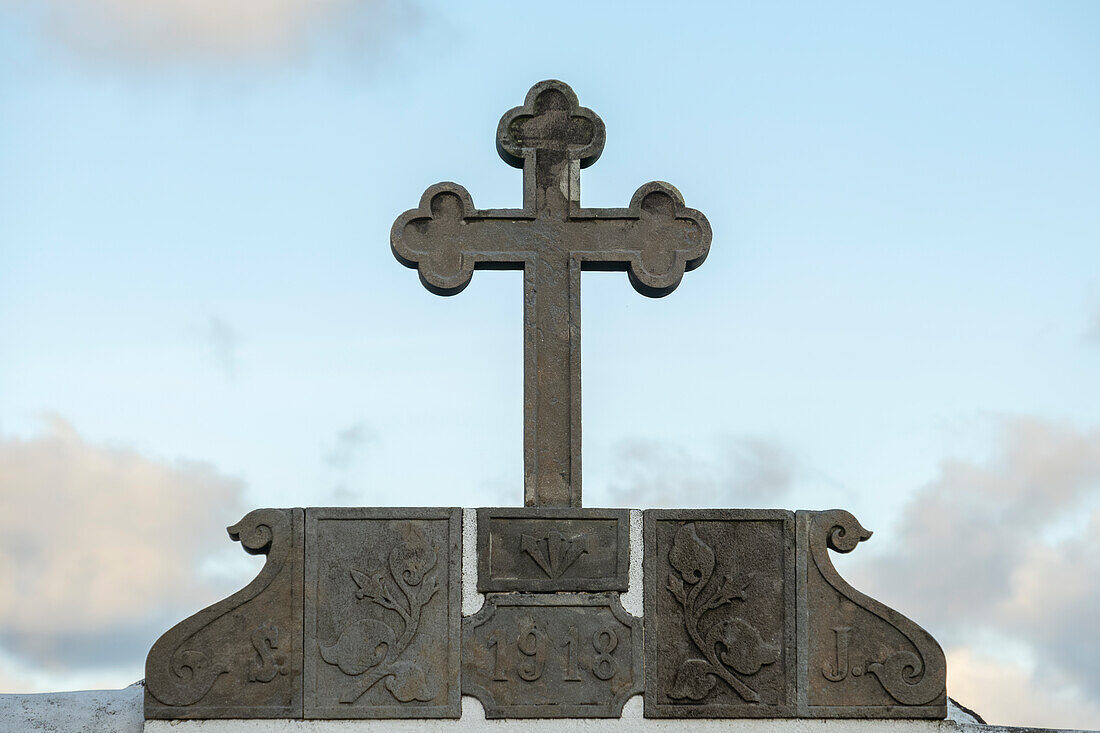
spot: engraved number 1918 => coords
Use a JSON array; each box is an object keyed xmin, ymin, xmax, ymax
[{"xmin": 486, "ymin": 626, "xmax": 620, "ymax": 683}]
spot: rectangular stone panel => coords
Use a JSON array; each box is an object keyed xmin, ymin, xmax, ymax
[
  {"xmin": 476, "ymin": 507, "xmax": 629, "ymax": 592},
  {"xmin": 304, "ymin": 508, "xmax": 461, "ymax": 719},
  {"xmin": 462, "ymin": 593, "xmax": 642, "ymax": 718},
  {"xmin": 644, "ymin": 509, "xmax": 796, "ymax": 718}
]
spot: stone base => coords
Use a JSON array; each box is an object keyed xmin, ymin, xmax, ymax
[{"xmin": 146, "ymin": 507, "xmax": 948, "ymax": 721}]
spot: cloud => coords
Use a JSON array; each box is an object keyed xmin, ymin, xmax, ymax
[
  {"xmin": 1087, "ymin": 304, "xmax": 1100, "ymax": 345},
  {"xmin": 605, "ymin": 435, "xmax": 799, "ymax": 508},
  {"xmin": 206, "ymin": 316, "xmax": 240, "ymax": 381},
  {"xmin": 322, "ymin": 422, "xmax": 380, "ymax": 504},
  {"xmin": 850, "ymin": 416, "xmax": 1100, "ymax": 729},
  {"xmin": 325, "ymin": 421, "xmax": 376, "ymax": 469},
  {"xmin": 0, "ymin": 416, "xmax": 246, "ymax": 685},
  {"xmin": 946, "ymin": 647, "xmax": 1100, "ymax": 729},
  {"xmin": 2, "ymin": 0, "xmax": 421, "ymax": 67}
]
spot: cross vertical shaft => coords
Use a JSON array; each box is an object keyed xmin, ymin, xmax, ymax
[
  {"xmin": 391, "ymin": 80, "xmax": 711, "ymax": 507},
  {"xmin": 524, "ymin": 144, "xmax": 583, "ymax": 506}
]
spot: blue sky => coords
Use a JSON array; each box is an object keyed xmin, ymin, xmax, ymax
[{"xmin": 1, "ymin": 1, "xmax": 1099, "ymax": 727}]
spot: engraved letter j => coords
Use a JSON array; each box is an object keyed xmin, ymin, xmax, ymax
[{"xmin": 823, "ymin": 626, "xmax": 851, "ymax": 682}]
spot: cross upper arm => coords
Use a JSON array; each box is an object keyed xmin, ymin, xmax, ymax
[{"xmin": 391, "ymin": 181, "xmax": 710, "ymax": 298}]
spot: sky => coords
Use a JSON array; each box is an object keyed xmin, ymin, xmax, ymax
[{"xmin": 1, "ymin": 0, "xmax": 1099, "ymax": 727}]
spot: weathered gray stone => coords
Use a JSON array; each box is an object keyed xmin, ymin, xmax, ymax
[
  {"xmin": 796, "ymin": 510, "xmax": 946, "ymax": 718},
  {"xmin": 392, "ymin": 79, "xmax": 712, "ymax": 508},
  {"xmin": 462, "ymin": 592, "xmax": 642, "ymax": 718},
  {"xmin": 644, "ymin": 510, "xmax": 797, "ymax": 718},
  {"xmin": 303, "ymin": 508, "xmax": 461, "ymax": 719},
  {"xmin": 139, "ymin": 80, "xmax": 956, "ymax": 727},
  {"xmin": 476, "ymin": 507, "xmax": 629, "ymax": 592},
  {"xmin": 145, "ymin": 508, "xmax": 304, "ymax": 719}
]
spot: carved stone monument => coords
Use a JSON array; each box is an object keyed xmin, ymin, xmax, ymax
[{"xmin": 145, "ymin": 80, "xmax": 947, "ymax": 723}]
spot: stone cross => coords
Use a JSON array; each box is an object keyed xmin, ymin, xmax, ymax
[
  {"xmin": 145, "ymin": 80, "xmax": 949, "ymax": 725},
  {"xmin": 392, "ymin": 80, "xmax": 711, "ymax": 507}
]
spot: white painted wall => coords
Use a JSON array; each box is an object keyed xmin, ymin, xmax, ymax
[
  {"xmin": 5, "ymin": 685, "xmax": 1092, "ymax": 733},
  {"xmin": 0, "ymin": 682, "xmax": 144, "ymax": 733}
]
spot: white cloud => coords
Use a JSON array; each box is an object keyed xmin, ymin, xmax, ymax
[
  {"xmin": 850, "ymin": 416, "xmax": 1100, "ymax": 729},
  {"xmin": 207, "ymin": 316, "xmax": 240, "ymax": 381},
  {"xmin": 0, "ymin": 416, "xmax": 246, "ymax": 688},
  {"xmin": 2, "ymin": 0, "xmax": 419, "ymax": 66},
  {"xmin": 602, "ymin": 419, "xmax": 1100, "ymax": 728},
  {"xmin": 325, "ymin": 421, "xmax": 376, "ymax": 469},
  {"xmin": 1088, "ymin": 304, "xmax": 1100, "ymax": 345},
  {"xmin": 605, "ymin": 435, "xmax": 799, "ymax": 508}
]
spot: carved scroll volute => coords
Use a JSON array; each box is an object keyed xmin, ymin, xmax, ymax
[
  {"xmin": 804, "ymin": 509, "xmax": 946, "ymax": 715},
  {"xmin": 145, "ymin": 508, "xmax": 304, "ymax": 719}
]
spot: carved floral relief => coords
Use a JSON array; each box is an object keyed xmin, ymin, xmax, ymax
[
  {"xmin": 320, "ymin": 523, "xmax": 441, "ymax": 704},
  {"xmin": 663, "ymin": 523, "xmax": 780, "ymax": 703},
  {"xmin": 304, "ymin": 509, "xmax": 460, "ymax": 719},
  {"xmin": 644, "ymin": 510, "xmax": 796, "ymax": 718}
]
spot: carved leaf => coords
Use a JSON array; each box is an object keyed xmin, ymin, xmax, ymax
[
  {"xmin": 667, "ymin": 659, "xmax": 717, "ymax": 700},
  {"xmin": 666, "ymin": 571, "xmax": 687, "ymax": 605},
  {"xmin": 699, "ymin": 574, "xmax": 750, "ymax": 613},
  {"xmin": 319, "ymin": 619, "xmax": 397, "ymax": 676},
  {"xmin": 350, "ymin": 569, "xmax": 381, "ymax": 600},
  {"xmin": 668, "ymin": 523, "xmax": 714, "ymax": 587},
  {"xmin": 708, "ymin": 617, "xmax": 780, "ymax": 676},
  {"xmin": 389, "ymin": 524, "xmax": 438, "ymax": 587},
  {"xmin": 384, "ymin": 660, "xmax": 437, "ymax": 702}
]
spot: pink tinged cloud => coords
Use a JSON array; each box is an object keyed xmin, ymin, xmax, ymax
[
  {"xmin": 947, "ymin": 647, "xmax": 1100, "ymax": 730},
  {"xmin": 1, "ymin": 0, "xmax": 418, "ymax": 65},
  {"xmin": 0, "ymin": 416, "xmax": 245, "ymax": 689},
  {"xmin": 850, "ymin": 416, "xmax": 1100, "ymax": 730}
]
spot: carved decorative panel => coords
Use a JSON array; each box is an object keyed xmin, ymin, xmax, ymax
[
  {"xmin": 145, "ymin": 508, "xmax": 304, "ymax": 719},
  {"xmin": 462, "ymin": 593, "xmax": 642, "ymax": 718},
  {"xmin": 303, "ymin": 508, "xmax": 461, "ymax": 719},
  {"xmin": 644, "ymin": 510, "xmax": 796, "ymax": 718},
  {"xmin": 476, "ymin": 507, "xmax": 629, "ymax": 592},
  {"xmin": 797, "ymin": 510, "xmax": 946, "ymax": 718}
]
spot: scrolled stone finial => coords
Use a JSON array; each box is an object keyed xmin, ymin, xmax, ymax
[
  {"xmin": 817, "ymin": 509, "xmax": 873, "ymax": 554},
  {"xmin": 227, "ymin": 508, "xmax": 285, "ymax": 556},
  {"xmin": 146, "ymin": 508, "xmax": 304, "ymax": 719},
  {"xmin": 804, "ymin": 509, "xmax": 946, "ymax": 713}
]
